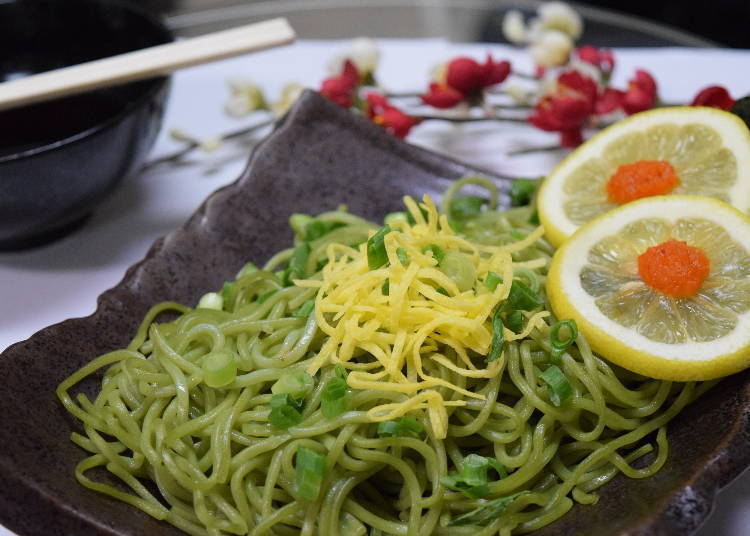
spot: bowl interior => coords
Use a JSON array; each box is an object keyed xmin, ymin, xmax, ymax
[{"xmin": 0, "ymin": 0, "xmax": 173, "ymax": 160}]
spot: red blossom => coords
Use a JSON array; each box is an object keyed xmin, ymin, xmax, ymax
[
  {"xmin": 421, "ymin": 82, "xmax": 465, "ymax": 108},
  {"xmin": 481, "ymin": 55, "xmax": 512, "ymax": 87},
  {"xmin": 445, "ymin": 57, "xmax": 485, "ymax": 94},
  {"xmin": 622, "ymin": 69, "xmax": 658, "ymax": 115},
  {"xmin": 421, "ymin": 55, "xmax": 511, "ymax": 108},
  {"xmin": 691, "ymin": 85, "xmax": 735, "ymax": 110},
  {"xmin": 319, "ymin": 60, "xmax": 360, "ymax": 108},
  {"xmin": 595, "ymin": 87, "xmax": 625, "ymax": 115},
  {"xmin": 528, "ymin": 70, "xmax": 598, "ymax": 148},
  {"xmin": 365, "ymin": 92, "xmax": 418, "ymax": 138},
  {"xmin": 576, "ymin": 45, "xmax": 615, "ymax": 73}
]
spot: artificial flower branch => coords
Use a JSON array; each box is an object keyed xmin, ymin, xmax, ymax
[{"xmin": 154, "ymin": 3, "xmax": 749, "ymax": 167}]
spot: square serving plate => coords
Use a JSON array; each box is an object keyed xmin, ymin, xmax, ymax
[{"xmin": 0, "ymin": 90, "xmax": 748, "ymax": 536}]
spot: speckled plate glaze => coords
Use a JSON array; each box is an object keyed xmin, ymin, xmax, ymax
[{"xmin": 0, "ymin": 90, "xmax": 748, "ymax": 536}]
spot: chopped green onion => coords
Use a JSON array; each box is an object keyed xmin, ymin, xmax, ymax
[
  {"xmin": 377, "ymin": 417, "xmax": 423, "ymax": 438},
  {"xmin": 506, "ymin": 310, "xmax": 525, "ymax": 334},
  {"xmin": 367, "ymin": 225, "xmax": 391, "ymax": 270},
  {"xmin": 285, "ymin": 242, "xmax": 311, "ymax": 285},
  {"xmin": 540, "ymin": 365, "xmax": 573, "ymax": 407},
  {"xmin": 381, "ymin": 279, "xmax": 390, "ymax": 296},
  {"xmin": 421, "ymin": 244, "xmax": 445, "ymax": 263},
  {"xmin": 484, "ymin": 271, "xmax": 503, "ymax": 291},
  {"xmin": 295, "ymin": 446, "xmax": 326, "ymax": 500},
  {"xmin": 510, "ymin": 178, "xmax": 539, "ymax": 206},
  {"xmin": 551, "ymin": 319, "xmax": 578, "ymax": 350},
  {"xmin": 506, "ymin": 280, "xmax": 543, "ymax": 311},
  {"xmin": 528, "ymin": 209, "xmax": 540, "ymax": 225},
  {"xmin": 438, "ymin": 251, "xmax": 476, "ymax": 292},
  {"xmin": 449, "ymin": 195, "xmax": 486, "ymax": 223},
  {"xmin": 486, "ymin": 307, "xmax": 505, "ymax": 363},
  {"xmin": 257, "ymin": 289, "xmax": 277, "ymax": 303},
  {"xmin": 197, "ymin": 292, "xmax": 224, "ymax": 311},
  {"xmin": 202, "ymin": 351, "xmax": 237, "ymax": 388},
  {"xmin": 436, "ymin": 287, "xmax": 450, "ymax": 296},
  {"xmin": 290, "ymin": 213, "xmax": 314, "ymax": 236},
  {"xmin": 235, "ymin": 262, "xmax": 259, "ymax": 279},
  {"xmin": 384, "ymin": 212, "xmax": 409, "ymax": 225},
  {"xmin": 396, "ymin": 247, "xmax": 409, "ymax": 266},
  {"xmin": 510, "ymin": 230, "xmax": 525, "ymax": 240},
  {"xmin": 334, "ymin": 364, "xmax": 348, "ymax": 379},
  {"xmin": 440, "ymin": 454, "xmax": 507, "ymax": 499},
  {"xmin": 220, "ymin": 281, "xmax": 234, "ymax": 301},
  {"xmin": 513, "ymin": 267, "xmax": 541, "ymax": 294},
  {"xmin": 271, "ymin": 371, "xmax": 314, "ymax": 399},
  {"xmin": 448, "ymin": 491, "xmax": 529, "ymax": 526},
  {"xmin": 550, "ymin": 319, "xmax": 578, "ymax": 364},
  {"xmin": 321, "ymin": 377, "xmax": 348, "ymax": 419},
  {"xmin": 269, "ymin": 393, "xmax": 303, "ymax": 429},
  {"xmin": 292, "ymin": 300, "xmax": 315, "ymax": 318},
  {"xmin": 305, "ymin": 220, "xmax": 345, "ymax": 241}
]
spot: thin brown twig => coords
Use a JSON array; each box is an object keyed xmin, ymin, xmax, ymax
[{"xmin": 143, "ymin": 117, "xmax": 276, "ymax": 169}]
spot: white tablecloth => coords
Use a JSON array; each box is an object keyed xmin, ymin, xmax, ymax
[{"xmin": 1, "ymin": 39, "xmax": 749, "ymax": 536}]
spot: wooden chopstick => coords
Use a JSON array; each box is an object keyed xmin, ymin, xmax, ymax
[{"xmin": 0, "ymin": 17, "xmax": 295, "ymax": 112}]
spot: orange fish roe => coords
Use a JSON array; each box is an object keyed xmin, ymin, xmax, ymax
[
  {"xmin": 637, "ymin": 239, "xmax": 710, "ymax": 298},
  {"xmin": 606, "ymin": 160, "xmax": 680, "ymax": 204}
]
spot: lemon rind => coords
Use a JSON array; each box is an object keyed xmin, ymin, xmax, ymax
[
  {"xmin": 538, "ymin": 107, "xmax": 750, "ymax": 248},
  {"xmin": 547, "ymin": 195, "xmax": 750, "ymax": 381}
]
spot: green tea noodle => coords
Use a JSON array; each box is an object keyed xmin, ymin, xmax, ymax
[{"xmin": 57, "ymin": 177, "xmax": 711, "ymax": 536}]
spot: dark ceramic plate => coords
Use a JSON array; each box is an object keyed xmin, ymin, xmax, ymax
[{"xmin": 0, "ymin": 91, "xmax": 748, "ymax": 536}]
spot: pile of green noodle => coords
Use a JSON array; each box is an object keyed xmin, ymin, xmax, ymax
[{"xmin": 57, "ymin": 177, "xmax": 711, "ymax": 536}]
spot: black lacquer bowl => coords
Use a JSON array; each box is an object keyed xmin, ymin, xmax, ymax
[
  {"xmin": 0, "ymin": 91, "xmax": 748, "ymax": 535},
  {"xmin": 0, "ymin": 0, "xmax": 172, "ymax": 250}
]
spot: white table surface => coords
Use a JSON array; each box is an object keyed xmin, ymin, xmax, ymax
[{"xmin": 1, "ymin": 39, "xmax": 749, "ymax": 536}]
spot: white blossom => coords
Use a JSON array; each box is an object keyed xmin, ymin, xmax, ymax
[
  {"xmin": 528, "ymin": 30, "xmax": 574, "ymax": 68},
  {"xmin": 272, "ymin": 83, "xmax": 305, "ymax": 117},
  {"xmin": 200, "ymin": 136, "xmax": 222, "ymax": 153},
  {"xmin": 502, "ymin": 10, "xmax": 528, "ymax": 44},
  {"xmin": 505, "ymin": 83, "xmax": 531, "ymax": 105},
  {"xmin": 532, "ymin": 1, "xmax": 583, "ymax": 41},
  {"xmin": 224, "ymin": 77, "xmax": 267, "ymax": 118},
  {"xmin": 327, "ymin": 37, "xmax": 380, "ymax": 79}
]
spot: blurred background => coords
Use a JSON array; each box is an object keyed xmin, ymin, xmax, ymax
[{"xmin": 126, "ymin": 0, "xmax": 749, "ymax": 48}]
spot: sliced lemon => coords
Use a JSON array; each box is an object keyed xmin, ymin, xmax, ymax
[
  {"xmin": 538, "ymin": 107, "xmax": 750, "ymax": 247},
  {"xmin": 546, "ymin": 195, "xmax": 750, "ymax": 381}
]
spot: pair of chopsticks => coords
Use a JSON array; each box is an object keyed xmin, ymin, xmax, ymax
[{"xmin": 0, "ymin": 18, "xmax": 295, "ymax": 112}]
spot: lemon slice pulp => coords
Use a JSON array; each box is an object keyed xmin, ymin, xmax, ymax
[
  {"xmin": 538, "ymin": 107, "xmax": 750, "ymax": 247},
  {"xmin": 547, "ymin": 195, "xmax": 750, "ymax": 380}
]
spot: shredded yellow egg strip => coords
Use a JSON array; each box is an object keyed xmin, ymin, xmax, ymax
[{"xmin": 296, "ymin": 195, "xmax": 546, "ymax": 438}]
